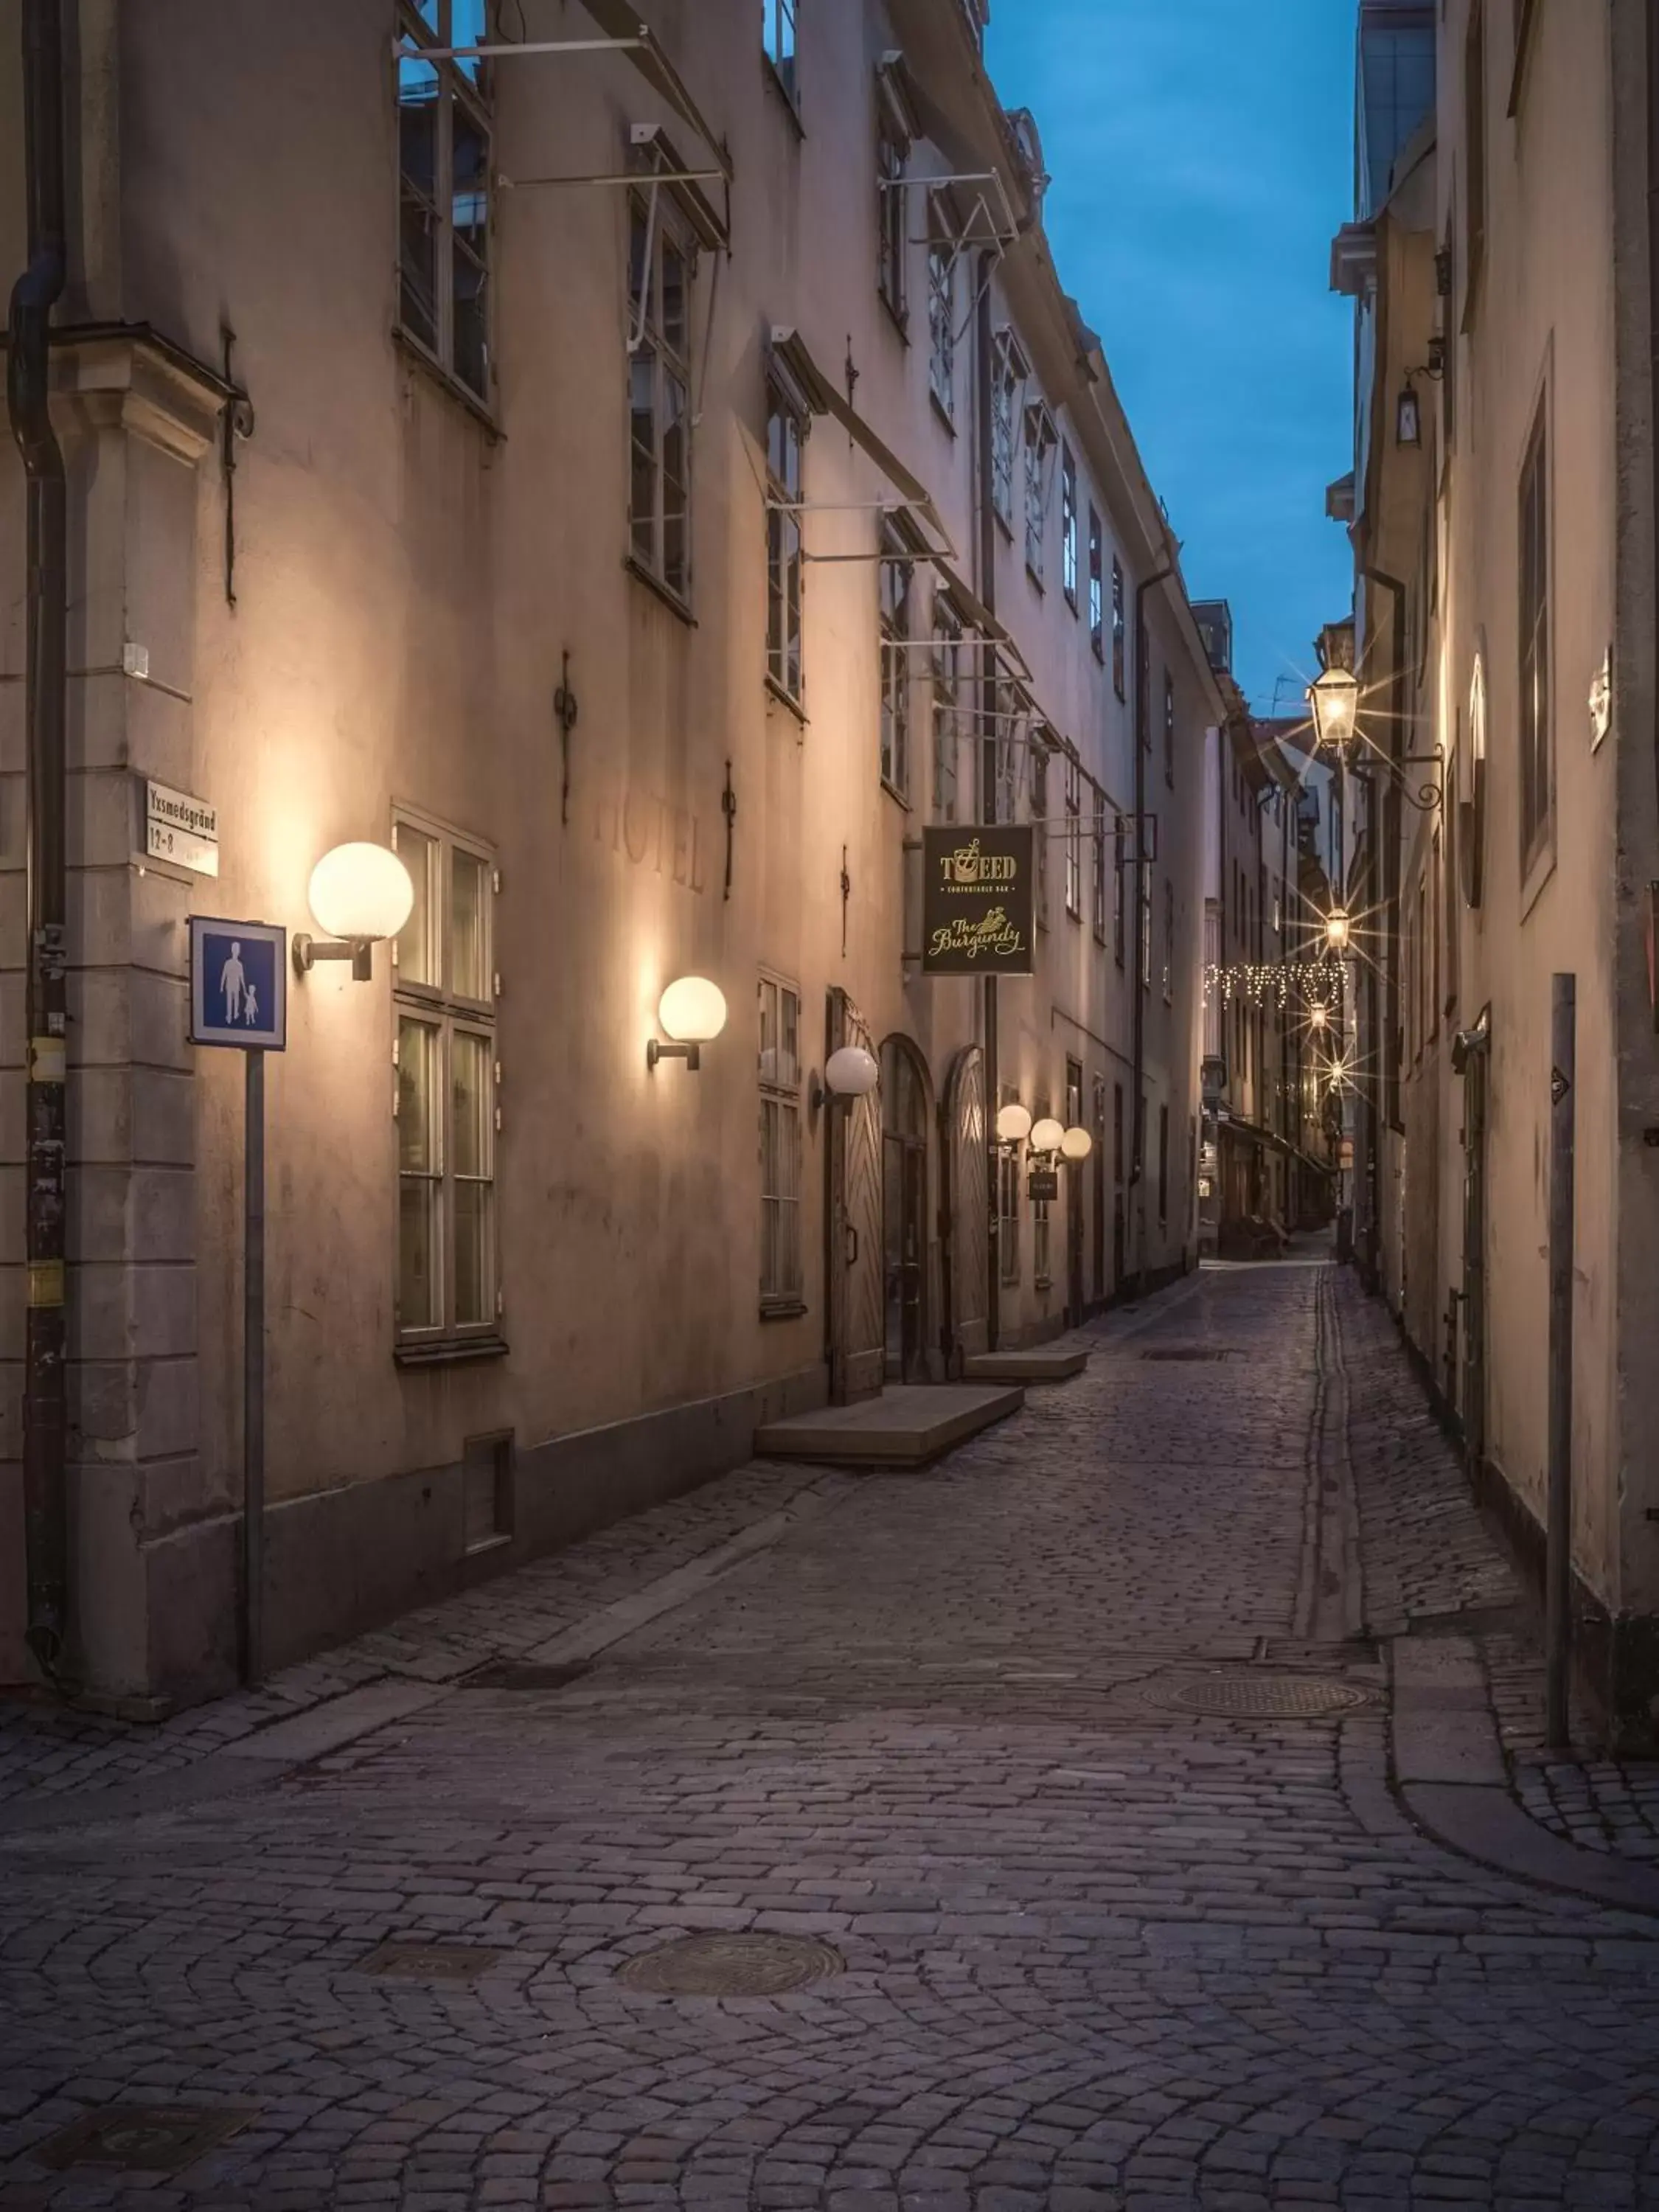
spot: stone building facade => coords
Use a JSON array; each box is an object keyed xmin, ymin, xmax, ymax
[{"xmin": 1, "ymin": 0, "xmax": 1222, "ymax": 1704}]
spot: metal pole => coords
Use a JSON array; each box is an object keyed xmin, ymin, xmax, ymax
[
  {"xmin": 1545, "ymin": 973, "xmax": 1576, "ymax": 1749},
  {"xmin": 9, "ymin": 0, "xmax": 69, "ymax": 1677},
  {"xmin": 243, "ymin": 1051, "xmax": 265, "ymax": 1685}
]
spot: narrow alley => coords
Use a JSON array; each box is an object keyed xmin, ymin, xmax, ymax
[{"xmin": 2, "ymin": 1256, "xmax": 1658, "ymax": 2211}]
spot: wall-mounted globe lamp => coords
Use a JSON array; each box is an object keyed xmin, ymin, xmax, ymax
[
  {"xmin": 1029, "ymin": 1117, "xmax": 1066, "ymax": 1158},
  {"xmin": 808, "ymin": 1044, "xmax": 880, "ymax": 1114},
  {"xmin": 995, "ymin": 1102, "xmax": 1033, "ymax": 1149},
  {"xmin": 1060, "ymin": 1125, "xmax": 1093, "ymax": 1162},
  {"xmin": 293, "ymin": 842, "xmax": 415, "ymax": 980},
  {"xmin": 1307, "ymin": 665, "xmax": 1360, "ymax": 753},
  {"xmin": 647, "ymin": 976, "xmax": 727, "ymax": 1071}
]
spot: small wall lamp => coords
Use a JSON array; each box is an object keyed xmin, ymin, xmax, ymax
[
  {"xmin": 647, "ymin": 976, "xmax": 728, "ymax": 1071},
  {"xmin": 293, "ymin": 842, "xmax": 414, "ymax": 980},
  {"xmin": 995, "ymin": 1102, "xmax": 1033, "ymax": 1148},
  {"xmin": 1396, "ymin": 380, "xmax": 1422, "ymax": 448},
  {"xmin": 808, "ymin": 1045, "xmax": 880, "ymax": 1113}
]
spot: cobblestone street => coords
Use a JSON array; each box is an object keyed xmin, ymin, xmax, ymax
[{"xmin": 4, "ymin": 1258, "xmax": 1659, "ymax": 2211}]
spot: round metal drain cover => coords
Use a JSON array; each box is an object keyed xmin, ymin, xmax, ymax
[
  {"xmin": 1155, "ymin": 1674, "xmax": 1375, "ymax": 1719},
  {"xmin": 618, "ymin": 1932, "xmax": 842, "ymax": 1997}
]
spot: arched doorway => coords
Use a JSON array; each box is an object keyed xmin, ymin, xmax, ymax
[{"xmin": 880, "ymin": 1036, "xmax": 930, "ymax": 1382}]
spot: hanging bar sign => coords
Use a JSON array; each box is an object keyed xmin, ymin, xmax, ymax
[{"xmin": 921, "ymin": 827, "xmax": 1035, "ymax": 976}]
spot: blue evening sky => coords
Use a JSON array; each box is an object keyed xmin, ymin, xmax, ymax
[{"xmin": 986, "ymin": 0, "xmax": 1356, "ymax": 715}]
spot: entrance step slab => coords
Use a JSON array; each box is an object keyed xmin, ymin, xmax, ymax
[
  {"xmin": 754, "ymin": 1384, "xmax": 1024, "ymax": 1469},
  {"xmin": 963, "ymin": 1348, "xmax": 1088, "ymax": 1383}
]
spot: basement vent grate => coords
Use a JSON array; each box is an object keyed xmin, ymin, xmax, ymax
[
  {"xmin": 1139, "ymin": 1348, "xmax": 1237, "ymax": 1363},
  {"xmin": 356, "ymin": 1941, "xmax": 507, "ymax": 1982},
  {"xmin": 619, "ymin": 1931, "xmax": 843, "ymax": 1997},
  {"xmin": 1152, "ymin": 1675, "xmax": 1377, "ymax": 1719},
  {"xmin": 460, "ymin": 1659, "xmax": 593, "ymax": 1691},
  {"xmin": 34, "ymin": 2107, "xmax": 255, "ymax": 2175}
]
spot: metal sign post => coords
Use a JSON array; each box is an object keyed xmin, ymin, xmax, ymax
[
  {"xmin": 189, "ymin": 917, "xmax": 286, "ymax": 1685},
  {"xmin": 1546, "ymin": 973, "xmax": 1576, "ymax": 1750}
]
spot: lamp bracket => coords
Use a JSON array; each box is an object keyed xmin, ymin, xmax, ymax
[
  {"xmin": 293, "ymin": 933, "xmax": 374, "ymax": 981},
  {"xmin": 647, "ymin": 1039, "xmax": 701, "ymax": 1071}
]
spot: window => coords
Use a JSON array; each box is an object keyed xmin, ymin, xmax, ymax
[
  {"xmin": 629, "ymin": 199, "xmax": 694, "ymax": 602},
  {"xmin": 1518, "ymin": 391, "xmax": 1551, "ymax": 867},
  {"xmin": 397, "ymin": 1, "xmax": 493, "ymax": 406},
  {"xmin": 1032, "ymin": 748, "xmax": 1050, "ymax": 926},
  {"xmin": 1024, "ymin": 403, "xmax": 1057, "ymax": 582},
  {"xmin": 1463, "ymin": 1, "xmax": 1486, "ymax": 328},
  {"xmin": 759, "ymin": 978, "xmax": 803, "ymax": 1307},
  {"xmin": 1088, "ymin": 509, "xmax": 1105, "ymax": 657},
  {"xmin": 1157, "ymin": 1105, "xmax": 1169, "ymax": 1224},
  {"xmin": 1092, "ymin": 789, "xmax": 1108, "ymax": 942},
  {"xmin": 880, "ymin": 520, "xmax": 913, "ymax": 796},
  {"xmin": 1065, "ymin": 759, "xmax": 1082, "ymax": 920},
  {"xmin": 767, "ymin": 380, "xmax": 805, "ymax": 705},
  {"xmin": 1163, "ymin": 879, "xmax": 1175, "ymax": 1004},
  {"xmin": 932, "ymin": 594, "xmax": 963, "ymax": 821},
  {"xmin": 1163, "ymin": 671, "xmax": 1175, "ymax": 789},
  {"xmin": 1061, "ymin": 446, "xmax": 1079, "ymax": 610},
  {"xmin": 1111, "ymin": 557, "xmax": 1127, "ymax": 699},
  {"xmin": 928, "ymin": 205, "xmax": 956, "ymax": 417},
  {"xmin": 991, "ymin": 332, "xmax": 1026, "ymax": 525},
  {"xmin": 392, "ymin": 813, "xmax": 498, "ymax": 1348},
  {"xmin": 876, "ymin": 78, "xmax": 910, "ymax": 323},
  {"xmin": 992, "ymin": 668, "xmax": 1022, "ymax": 826},
  {"xmin": 763, "ymin": 0, "xmax": 797, "ymax": 105},
  {"xmin": 1034, "ymin": 1186, "xmax": 1051, "ymax": 1286},
  {"xmin": 998, "ymin": 1101, "xmax": 1020, "ymax": 1284}
]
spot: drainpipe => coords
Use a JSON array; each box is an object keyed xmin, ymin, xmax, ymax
[
  {"xmin": 975, "ymin": 249, "xmax": 1001, "ymax": 1351},
  {"xmin": 1130, "ymin": 561, "xmax": 1173, "ymax": 1290},
  {"xmin": 7, "ymin": 0, "xmax": 70, "ymax": 1675}
]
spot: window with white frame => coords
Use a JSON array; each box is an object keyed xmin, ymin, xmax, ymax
[
  {"xmin": 397, "ymin": 0, "xmax": 493, "ymax": 406},
  {"xmin": 1061, "ymin": 445, "xmax": 1079, "ymax": 610},
  {"xmin": 1024, "ymin": 403, "xmax": 1057, "ymax": 582},
  {"xmin": 993, "ymin": 669, "xmax": 1021, "ymax": 826},
  {"xmin": 928, "ymin": 207, "xmax": 956, "ymax": 418},
  {"xmin": 392, "ymin": 813, "xmax": 498, "ymax": 1348},
  {"xmin": 991, "ymin": 331, "xmax": 1027, "ymax": 526},
  {"xmin": 767, "ymin": 378, "xmax": 805, "ymax": 704},
  {"xmin": 1088, "ymin": 508, "xmax": 1104, "ymax": 655},
  {"xmin": 1092, "ymin": 787, "xmax": 1107, "ymax": 942},
  {"xmin": 764, "ymin": 0, "xmax": 798, "ymax": 106},
  {"xmin": 629, "ymin": 196, "xmax": 695, "ymax": 603},
  {"xmin": 879, "ymin": 520, "xmax": 913, "ymax": 796},
  {"xmin": 876, "ymin": 72, "xmax": 910, "ymax": 323},
  {"xmin": 1065, "ymin": 758, "xmax": 1082, "ymax": 919},
  {"xmin": 759, "ymin": 977, "xmax": 803, "ymax": 1307},
  {"xmin": 1032, "ymin": 748, "xmax": 1049, "ymax": 926},
  {"xmin": 1111, "ymin": 556, "xmax": 1126, "ymax": 698},
  {"xmin": 931, "ymin": 594, "xmax": 963, "ymax": 821}
]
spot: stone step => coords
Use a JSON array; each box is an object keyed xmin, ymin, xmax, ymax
[
  {"xmin": 754, "ymin": 1384, "xmax": 1024, "ymax": 1469},
  {"xmin": 963, "ymin": 1347, "xmax": 1089, "ymax": 1383}
]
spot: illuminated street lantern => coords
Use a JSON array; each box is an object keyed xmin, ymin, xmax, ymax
[{"xmin": 1307, "ymin": 664, "xmax": 1360, "ymax": 752}]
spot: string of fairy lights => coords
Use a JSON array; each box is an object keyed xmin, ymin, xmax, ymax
[{"xmin": 1202, "ymin": 960, "xmax": 1349, "ymax": 1010}]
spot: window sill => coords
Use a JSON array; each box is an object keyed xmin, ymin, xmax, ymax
[
  {"xmin": 929, "ymin": 389, "xmax": 957, "ymax": 438},
  {"xmin": 879, "ymin": 293, "xmax": 911, "ymax": 346},
  {"xmin": 763, "ymin": 54, "xmax": 804, "ymax": 137},
  {"xmin": 464, "ymin": 1531, "xmax": 513, "ymax": 1559},
  {"xmin": 626, "ymin": 555, "xmax": 697, "ymax": 627},
  {"xmin": 880, "ymin": 777, "xmax": 912, "ymax": 811},
  {"xmin": 765, "ymin": 672, "xmax": 809, "ymax": 726},
  {"xmin": 395, "ymin": 1333, "xmax": 511, "ymax": 1369},
  {"xmin": 392, "ymin": 326, "xmax": 504, "ymax": 442},
  {"xmin": 1026, "ymin": 564, "xmax": 1046, "ymax": 595},
  {"xmin": 1064, "ymin": 591, "xmax": 1079, "ymax": 619},
  {"xmin": 760, "ymin": 1298, "xmax": 809, "ymax": 1322},
  {"xmin": 1092, "ymin": 638, "xmax": 1105, "ymax": 664},
  {"xmin": 994, "ymin": 508, "xmax": 1015, "ymax": 542}
]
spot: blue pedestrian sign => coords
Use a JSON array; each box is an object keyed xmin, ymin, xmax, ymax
[{"xmin": 189, "ymin": 917, "xmax": 287, "ymax": 1050}]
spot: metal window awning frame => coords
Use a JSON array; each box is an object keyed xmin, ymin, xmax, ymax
[{"xmin": 771, "ymin": 327, "xmax": 956, "ymax": 563}]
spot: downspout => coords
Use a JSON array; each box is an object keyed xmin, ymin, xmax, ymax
[
  {"xmin": 7, "ymin": 0, "xmax": 69, "ymax": 1674},
  {"xmin": 1360, "ymin": 564, "xmax": 1408, "ymax": 1291},
  {"xmin": 1649, "ymin": 0, "xmax": 1659, "ymax": 844},
  {"xmin": 1130, "ymin": 561, "xmax": 1174, "ymax": 1290},
  {"xmin": 975, "ymin": 249, "xmax": 1001, "ymax": 1351}
]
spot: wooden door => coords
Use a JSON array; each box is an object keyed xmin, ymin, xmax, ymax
[{"xmin": 942, "ymin": 1045, "xmax": 990, "ymax": 1363}]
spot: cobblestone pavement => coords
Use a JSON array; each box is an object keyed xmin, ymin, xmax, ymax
[{"xmin": 4, "ymin": 1262, "xmax": 1659, "ymax": 2209}]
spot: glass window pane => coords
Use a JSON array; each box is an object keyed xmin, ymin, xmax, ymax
[
  {"xmin": 453, "ymin": 1181, "xmax": 490, "ymax": 1325},
  {"xmin": 450, "ymin": 848, "xmax": 488, "ymax": 1000},
  {"xmin": 394, "ymin": 825, "xmax": 437, "ymax": 986},
  {"xmin": 661, "ymin": 240, "xmax": 688, "ymax": 360},
  {"xmin": 631, "ymin": 351, "xmax": 658, "ymax": 565},
  {"xmin": 451, "ymin": 0, "xmax": 486, "ymax": 77},
  {"xmin": 451, "ymin": 1030, "xmax": 491, "ymax": 1179},
  {"xmin": 400, "ymin": 1178, "xmax": 441, "ymax": 1329},
  {"xmin": 398, "ymin": 1018, "xmax": 439, "ymax": 1172},
  {"xmin": 780, "ymin": 990, "xmax": 799, "ymax": 1091}
]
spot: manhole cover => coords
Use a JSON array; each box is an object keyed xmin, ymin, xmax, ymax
[
  {"xmin": 618, "ymin": 1931, "xmax": 842, "ymax": 1996},
  {"xmin": 461, "ymin": 1660, "xmax": 592, "ymax": 1691},
  {"xmin": 1154, "ymin": 1675, "xmax": 1376, "ymax": 1717},
  {"xmin": 1139, "ymin": 1348, "xmax": 1236, "ymax": 1362},
  {"xmin": 357, "ymin": 1941, "xmax": 507, "ymax": 1981},
  {"xmin": 35, "ymin": 2106, "xmax": 254, "ymax": 2174}
]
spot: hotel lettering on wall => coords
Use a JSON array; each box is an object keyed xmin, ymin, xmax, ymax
[{"xmin": 921, "ymin": 827, "xmax": 1036, "ymax": 976}]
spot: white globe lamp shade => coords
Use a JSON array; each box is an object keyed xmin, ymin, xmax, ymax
[
  {"xmin": 824, "ymin": 1045, "xmax": 879, "ymax": 1097},
  {"xmin": 995, "ymin": 1102, "xmax": 1032, "ymax": 1145},
  {"xmin": 1030, "ymin": 1117, "xmax": 1065, "ymax": 1155},
  {"xmin": 1060, "ymin": 1125, "xmax": 1093, "ymax": 1162},
  {"xmin": 308, "ymin": 843, "xmax": 416, "ymax": 942},
  {"xmin": 658, "ymin": 976, "xmax": 728, "ymax": 1044}
]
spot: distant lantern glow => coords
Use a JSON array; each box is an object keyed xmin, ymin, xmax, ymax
[
  {"xmin": 996, "ymin": 1102, "xmax": 1033, "ymax": 1146},
  {"xmin": 1307, "ymin": 665, "xmax": 1360, "ymax": 752},
  {"xmin": 824, "ymin": 1045, "xmax": 880, "ymax": 1097},
  {"xmin": 658, "ymin": 976, "xmax": 728, "ymax": 1043},
  {"xmin": 1309, "ymin": 1003, "xmax": 1330, "ymax": 1032},
  {"xmin": 1396, "ymin": 382, "xmax": 1422, "ymax": 448},
  {"xmin": 1060, "ymin": 1125, "xmax": 1093, "ymax": 1162},
  {"xmin": 307, "ymin": 842, "xmax": 415, "ymax": 942},
  {"xmin": 1324, "ymin": 909, "xmax": 1352, "ymax": 953},
  {"xmin": 1029, "ymin": 1117, "xmax": 1065, "ymax": 1156}
]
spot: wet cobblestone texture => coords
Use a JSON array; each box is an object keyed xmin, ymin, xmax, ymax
[{"xmin": 4, "ymin": 1259, "xmax": 1659, "ymax": 2208}]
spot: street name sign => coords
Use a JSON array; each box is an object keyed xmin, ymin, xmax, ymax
[{"xmin": 146, "ymin": 781, "xmax": 220, "ymax": 877}]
